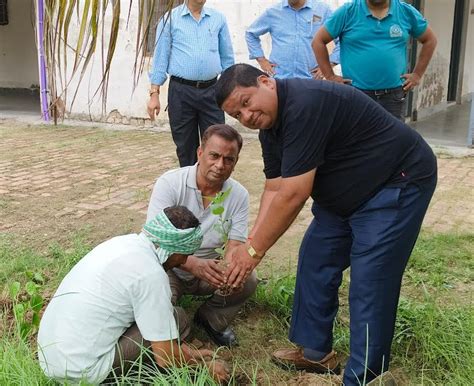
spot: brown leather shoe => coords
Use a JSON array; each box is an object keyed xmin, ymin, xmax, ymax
[{"xmin": 272, "ymin": 347, "xmax": 340, "ymax": 374}]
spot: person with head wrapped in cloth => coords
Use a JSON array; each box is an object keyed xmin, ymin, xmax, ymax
[{"xmin": 37, "ymin": 206, "xmax": 229, "ymax": 384}]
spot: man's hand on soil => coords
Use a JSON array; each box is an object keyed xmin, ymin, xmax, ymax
[
  {"xmin": 181, "ymin": 344, "xmax": 229, "ymax": 382},
  {"xmin": 224, "ymin": 244, "xmax": 259, "ymax": 289},
  {"xmin": 205, "ymin": 359, "xmax": 230, "ymax": 383},
  {"xmin": 181, "ymin": 343, "xmax": 213, "ymax": 361}
]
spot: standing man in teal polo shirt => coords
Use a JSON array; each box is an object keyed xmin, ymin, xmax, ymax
[{"xmin": 313, "ymin": 0, "xmax": 437, "ymax": 120}]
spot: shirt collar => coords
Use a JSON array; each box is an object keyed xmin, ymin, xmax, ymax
[
  {"xmin": 282, "ymin": 0, "xmax": 312, "ymax": 11},
  {"xmin": 362, "ymin": 0, "xmax": 393, "ymax": 18},
  {"xmin": 186, "ymin": 163, "xmax": 199, "ymax": 189},
  {"xmin": 180, "ymin": 4, "xmax": 211, "ymax": 18},
  {"xmin": 186, "ymin": 163, "xmax": 231, "ymax": 192},
  {"xmin": 138, "ymin": 232, "xmax": 162, "ymax": 263},
  {"xmin": 268, "ymin": 79, "xmax": 286, "ymax": 136}
]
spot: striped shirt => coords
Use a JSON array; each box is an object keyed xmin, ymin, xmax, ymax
[
  {"xmin": 149, "ymin": 4, "xmax": 234, "ymax": 85},
  {"xmin": 246, "ymin": 0, "xmax": 340, "ymax": 79}
]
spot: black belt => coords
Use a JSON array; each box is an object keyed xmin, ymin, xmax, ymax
[
  {"xmin": 170, "ymin": 76, "xmax": 217, "ymax": 89},
  {"xmin": 359, "ymin": 86, "xmax": 404, "ymax": 96}
]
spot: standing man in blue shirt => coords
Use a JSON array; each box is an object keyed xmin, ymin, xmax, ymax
[
  {"xmin": 147, "ymin": 0, "xmax": 234, "ymax": 167},
  {"xmin": 313, "ymin": 0, "xmax": 437, "ymax": 120},
  {"xmin": 246, "ymin": 0, "xmax": 339, "ymax": 79}
]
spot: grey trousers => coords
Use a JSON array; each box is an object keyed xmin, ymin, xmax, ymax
[
  {"xmin": 103, "ymin": 323, "xmax": 152, "ymax": 382},
  {"xmin": 168, "ymin": 269, "xmax": 258, "ymax": 335},
  {"xmin": 105, "ymin": 308, "xmax": 190, "ymax": 382}
]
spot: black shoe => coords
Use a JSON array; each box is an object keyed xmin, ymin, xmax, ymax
[{"xmin": 193, "ymin": 313, "xmax": 237, "ymax": 347}]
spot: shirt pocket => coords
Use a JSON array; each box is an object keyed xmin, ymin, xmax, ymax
[
  {"xmin": 305, "ymin": 15, "xmax": 323, "ymax": 38},
  {"xmin": 207, "ymin": 26, "xmax": 220, "ymax": 52}
]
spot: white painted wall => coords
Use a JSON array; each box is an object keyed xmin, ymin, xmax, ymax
[
  {"xmin": 62, "ymin": 0, "xmax": 471, "ymax": 121},
  {"xmin": 0, "ymin": 0, "xmax": 38, "ymax": 88},
  {"xmin": 57, "ymin": 2, "xmax": 150, "ymax": 121},
  {"xmin": 63, "ymin": 0, "xmax": 349, "ymax": 121},
  {"xmin": 415, "ymin": 0, "xmax": 455, "ymax": 115}
]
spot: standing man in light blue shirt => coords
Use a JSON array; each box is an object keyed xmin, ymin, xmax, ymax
[
  {"xmin": 246, "ymin": 0, "xmax": 339, "ymax": 79},
  {"xmin": 147, "ymin": 0, "xmax": 234, "ymax": 167},
  {"xmin": 313, "ymin": 0, "xmax": 437, "ymax": 120}
]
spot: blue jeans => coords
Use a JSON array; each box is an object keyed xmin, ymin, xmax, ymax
[{"xmin": 289, "ymin": 178, "xmax": 436, "ymax": 385}]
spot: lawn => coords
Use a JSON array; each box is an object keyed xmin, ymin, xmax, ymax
[{"xmin": 1, "ymin": 122, "xmax": 473, "ymax": 385}]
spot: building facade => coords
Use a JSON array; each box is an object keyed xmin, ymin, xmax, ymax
[{"xmin": 0, "ymin": 0, "xmax": 473, "ymax": 126}]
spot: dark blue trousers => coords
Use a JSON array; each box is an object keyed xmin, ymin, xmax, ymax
[{"xmin": 289, "ymin": 179, "xmax": 436, "ymax": 385}]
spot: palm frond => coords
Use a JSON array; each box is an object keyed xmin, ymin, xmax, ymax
[{"xmin": 41, "ymin": 0, "xmax": 180, "ymax": 121}]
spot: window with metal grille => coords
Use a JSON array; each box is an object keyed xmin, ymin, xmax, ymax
[{"xmin": 0, "ymin": 0, "xmax": 8, "ymax": 26}]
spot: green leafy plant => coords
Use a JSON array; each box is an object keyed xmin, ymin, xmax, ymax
[
  {"xmin": 9, "ymin": 272, "xmax": 45, "ymax": 341},
  {"xmin": 209, "ymin": 187, "xmax": 232, "ymax": 258},
  {"xmin": 207, "ymin": 187, "xmax": 235, "ymax": 296}
]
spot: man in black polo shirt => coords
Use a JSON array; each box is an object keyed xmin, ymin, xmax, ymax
[{"xmin": 214, "ymin": 64, "xmax": 437, "ymax": 385}]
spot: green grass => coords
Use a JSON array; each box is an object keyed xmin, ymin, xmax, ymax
[
  {"xmin": 0, "ymin": 233, "xmax": 92, "ymax": 289},
  {"xmin": 0, "ymin": 331, "xmax": 52, "ymax": 385},
  {"xmin": 253, "ymin": 232, "xmax": 473, "ymax": 384},
  {"xmin": 393, "ymin": 295, "xmax": 474, "ymax": 385},
  {"xmin": 406, "ymin": 233, "xmax": 474, "ymax": 289},
  {"xmin": 0, "ymin": 325, "xmax": 229, "ymax": 385},
  {"xmin": 0, "ymin": 231, "xmax": 472, "ymax": 385}
]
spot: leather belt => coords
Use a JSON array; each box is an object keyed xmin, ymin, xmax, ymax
[
  {"xmin": 359, "ymin": 86, "xmax": 404, "ymax": 97},
  {"xmin": 170, "ymin": 76, "xmax": 217, "ymax": 89}
]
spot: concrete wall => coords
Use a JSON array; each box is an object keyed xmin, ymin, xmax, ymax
[
  {"xmin": 415, "ymin": 0, "xmax": 455, "ymax": 116},
  {"xmin": 56, "ymin": 1, "xmax": 149, "ymax": 122},
  {"xmin": 62, "ymin": 0, "xmax": 351, "ymax": 121},
  {"xmin": 61, "ymin": 0, "xmax": 471, "ymax": 122},
  {"xmin": 62, "ymin": 0, "xmax": 278, "ymax": 121},
  {"xmin": 0, "ymin": 0, "xmax": 38, "ymax": 89}
]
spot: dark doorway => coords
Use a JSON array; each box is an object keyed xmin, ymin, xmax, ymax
[{"xmin": 447, "ymin": 0, "xmax": 466, "ymax": 102}]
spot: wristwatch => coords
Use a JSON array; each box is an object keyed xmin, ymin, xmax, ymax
[
  {"xmin": 247, "ymin": 244, "xmax": 265, "ymax": 260},
  {"xmin": 149, "ymin": 88, "xmax": 160, "ymax": 97}
]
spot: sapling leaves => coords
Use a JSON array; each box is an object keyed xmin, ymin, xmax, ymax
[
  {"xmin": 211, "ymin": 206, "xmax": 224, "ymax": 216},
  {"xmin": 30, "ymin": 294, "xmax": 44, "ymax": 313},
  {"xmin": 25, "ymin": 281, "xmax": 38, "ymax": 296},
  {"xmin": 9, "ymin": 278, "xmax": 45, "ymax": 341},
  {"xmin": 210, "ymin": 187, "xmax": 232, "ymax": 258},
  {"xmin": 9, "ymin": 281, "xmax": 21, "ymax": 299},
  {"xmin": 14, "ymin": 304, "xmax": 26, "ymax": 321},
  {"xmin": 214, "ymin": 247, "xmax": 225, "ymax": 256},
  {"xmin": 32, "ymin": 312, "xmax": 41, "ymax": 328}
]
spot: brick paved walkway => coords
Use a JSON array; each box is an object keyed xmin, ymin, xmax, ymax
[{"xmin": 1, "ymin": 121, "xmax": 473, "ymax": 251}]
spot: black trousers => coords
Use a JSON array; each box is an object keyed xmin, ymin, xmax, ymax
[
  {"xmin": 359, "ymin": 87, "xmax": 407, "ymax": 121},
  {"xmin": 167, "ymin": 79, "xmax": 225, "ymax": 167}
]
